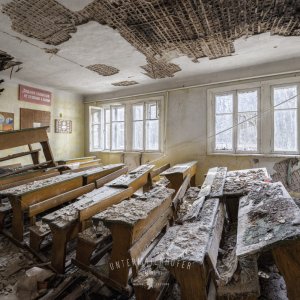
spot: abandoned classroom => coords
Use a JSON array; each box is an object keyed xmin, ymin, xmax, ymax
[{"xmin": 0, "ymin": 1, "xmax": 300, "ymax": 299}]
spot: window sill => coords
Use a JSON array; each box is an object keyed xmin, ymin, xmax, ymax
[
  {"xmin": 90, "ymin": 150, "xmax": 163, "ymax": 155},
  {"xmin": 207, "ymin": 152, "xmax": 300, "ymax": 158}
]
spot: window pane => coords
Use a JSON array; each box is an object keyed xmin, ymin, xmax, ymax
[
  {"xmin": 274, "ymin": 110, "xmax": 297, "ymax": 152},
  {"xmin": 105, "ymin": 108, "xmax": 110, "ymax": 123},
  {"xmin": 112, "ymin": 122, "xmax": 124, "ymax": 150},
  {"xmin": 147, "ymin": 103, "xmax": 158, "ymax": 119},
  {"xmin": 215, "ymin": 115, "xmax": 233, "ymax": 150},
  {"xmin": 92, "ymin": 110, "xmax": 101, "ymax": 124},
  {"xmin": 215, "ymin": 94, "xmax": 233, "ymax": 114},
  {"xmin": 238, "ymin": 90, "xmax": 258, "ymax": 112},
  {"xmin": 112, "ymin": 106, "xmax": 125, "ymax": 121},
  {"xmin": 105, "ymin": 123, "xmax": 110, "ymax": 150},
  {"xmin": 133, "ymin": 104, "xmax": 143, "ymax": 121},
  {"xmin": 237, "ymin": 112, "xmax": 257, "ymax": 151},
  {"xmin": 274, "ymin": 86, "xmax": 297, "ymax": 109},
  {"xmin": 146, "ymin": 120, "xmax": 159, "ymax": 151},
  {"xmin": 133, "ymin": 121, "xmax": 143, "ymax": 150},
  {"xmin": 92, "ymin": 124, "xmax": 101, "ymax": 149}
]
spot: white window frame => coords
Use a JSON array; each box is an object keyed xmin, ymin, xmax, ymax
[
  {"xmin": 89, "ymin": 106, "xmax": 102, "ymax": 152},
  {"xmin": 89, "ymin": 96, "xmax": 164, "ymax": 153},
  {"xmin": 209, "ymin": 87, "xmax": 261, "ymax": 154},
  {"xmin": 271, "ymin": 83, "xmax": 300, "ymax": 155}
]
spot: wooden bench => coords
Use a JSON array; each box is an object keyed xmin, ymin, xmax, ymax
[
  {"xmin": 73, "ymin": 165, "xmax": 169, "ymax": 269},
  {"xmin": 146, "ymin": 198, "xmax": 225, "ymax": 300},
  {"xmin": 160, "ymin": 161, "xmax": 197, "ymax": 192},
  {"xmin": 223, "ymin": 168, "xmax": 270, "ymax": 222},
  {"xmin": 0, "ymin": 172, "xmax": 84, "ymax": 242},
  {"xmin": 92, "ymin": 187, "xmax": 175, "ymax": 292},
  {"xmin": 236, "ymin": 181, "xmax": 300, "ymax": 300},
  {"xmin": 42, "ymin": 164, "xmax": 154, "ymax": 273},
  {"xmin": 57, "ymin": 156, "xmax": 97, "ymax": 165},
  {"xmin": 28, "ymin": 183, "xmax": 95, "ymax": 252}
]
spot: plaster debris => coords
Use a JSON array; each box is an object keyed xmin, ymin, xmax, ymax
[
  {"xmin": 86, "ymin": 64, "xmax": 119, "ymax": 76},
  {"xmin": 141, "ymin": 60, "xmax": 181, "ymax": 79},
  {"xmin": 111, "ymin": 80, "xmax": 139, "ymax": 87}
]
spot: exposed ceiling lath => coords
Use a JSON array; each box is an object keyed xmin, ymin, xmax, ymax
[
  {"xmin": 2, "ymin": 0, "xmax": 300, "ymax": 79},
  {"xmin": 87, "ymin": 64, "xmax": 119, "ymax": 76}
]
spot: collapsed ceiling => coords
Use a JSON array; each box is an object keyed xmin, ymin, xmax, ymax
[{"xmin": 2, "ymin": 0, "xmax": 300, "ymax": 81}]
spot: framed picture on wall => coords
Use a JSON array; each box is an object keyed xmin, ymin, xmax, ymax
[
  {"xmin": 20, "ymin": 108, "xmax": 51, "ymax": 132},
  {"xmin": 0, "ymin": 112, "xmax": 14, "ymax": 131},
  {"xmin": 55, "ymin": 119, "xmax": 72, "ymax": 133}
]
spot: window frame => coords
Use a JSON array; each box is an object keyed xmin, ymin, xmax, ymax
[
  {"xmin": 89, "ymin": 96, "xmax": 164, "ymax": 154},
  {"xmin": 89, "ymin": 106, "xmax": 102, "ymax": 152},
  {"xmin": 212, "ymin": 88, "xmax": 261, "ymax": 154},
  {"xmin": 271, "ymin": 83, "xmax": 300, "ymax": 155}
]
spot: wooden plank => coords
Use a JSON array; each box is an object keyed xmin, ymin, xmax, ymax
[
  {"xmin": 209, "ymin": 167, "xmax": 227, "ymax": 198},
  {"xmin": 0, "ymin": 169, "xmax": 58, "ymax": 186},
  {"xmin": 83, "ymin": 163, "xmax": 124, "ymax": 184},
  {"xmin": 106, "ymin": 164, "xmax": 154, "ymax": 190},
  {"xmin": 0, "ymin": 127, "xmax": 49, "ymax": 150},
  {"xmin": 0, "ymin": 149, "xmax": 41, "ymax": 162},
  {"xmin": 172, "ymin": 174, "xmax": 191, "ymax": 210},
  {"xmin": 96, "ymin": 167, "xmax": 128, "ymax": 188},
  {"xmin": 236, "ymin": 182, "xmax": 300, "ymax": 257},
  {"xmin": 57, "ymin": 156, "xmax": 97, "ymax": 165},
  {"xmin": 28, "ymin": 183, "xmax": 95, "ymax": 217},
  {"xmin": 0, "ymin": 161, "xmax": 52, "ymax": 178}
]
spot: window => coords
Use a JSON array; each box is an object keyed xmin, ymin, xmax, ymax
[
  {"xmin": 132, "ymin": 102, "xmax": 160, "ymax": 151},
  {"xmin": 273, "ymin": 85, "xmax": 298, "ymax": 153},
  {"xmin": 89, "ymin": 98, "xmax": 163, "ymax": 152},
  {"xmin": 214, "ymin": 89, "xmax": 259, "ymax": 153},
  {"xmin": 90, "ymin": 107, "xmax": 102, "ymax": 151}
]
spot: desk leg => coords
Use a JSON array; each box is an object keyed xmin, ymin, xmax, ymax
[
  {"xmin": 108, "ymin": 225, "xmax": 132, "ymax": 287},
  {"xmin": 168, "ymin": 263, "xmax": 207, "ymax": 300},
  {"xmin": 11, "ymin": 200, "xmax": 24, "ymax": 242},
  {"xmin": 0, "ymin": 212, "xmax": 5, "ymax": 232},
  {"xmin": 272, "ymin": 240, "xmax": 300, "ymax": 300},
  {"xmin": 190, "ymin": 174, "xmax": 196, "ymax": 187},
  {"xmin": 50, "ymin": 227, "xmax": 68, "ymax": 274}
]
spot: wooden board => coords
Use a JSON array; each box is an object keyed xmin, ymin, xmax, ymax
[
  {"xmin": 236, "ymin": 182, "xmax": 300, "ymax": 257},
  {"xmin": 20, "ymin": 108, "xmax": 51, "ymax": 131}
]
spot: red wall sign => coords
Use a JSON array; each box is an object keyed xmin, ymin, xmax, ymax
[{"xmin": 19, "ymin": 84, "xmax": 52, "ymax": 106}]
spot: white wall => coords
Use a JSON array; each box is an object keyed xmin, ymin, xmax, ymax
[{"xmin": 0, "ymin": 76, "xmax": 85, "ymax": 166}]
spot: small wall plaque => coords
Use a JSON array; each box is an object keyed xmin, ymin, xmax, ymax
[{"xmin": 55, "ymin": 119, "xmax": 72, "ymax": 134}]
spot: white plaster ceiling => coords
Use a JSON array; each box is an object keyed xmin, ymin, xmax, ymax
[{"xmin": 1, "ymin": 0, "xmax": 300, "ymax": 96}]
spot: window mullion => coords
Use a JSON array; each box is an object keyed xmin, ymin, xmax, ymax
[{"xmin": 233, "ymin": 91, "xmax": 238, "ymax": 153}]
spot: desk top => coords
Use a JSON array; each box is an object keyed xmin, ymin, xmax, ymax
[
  {"xmin": 160, "ymin": 161, "xmax": 197, "ymax": 176},
  {"xmin": 224, "ymin": 168, "xmax": 270, "ymax": 196},
  {"xmin": 83, "ymin": 163, "xmax": 124, "ymax": 176},
  {"xmin": 146, "ymin": 198, "xmax": 220, "ymax": 264},
  {"xmin": 0, "ymin": 172, "xmax": 83, "ymax": 197},
  {"xmin": 42, "ymin": 186, "xmax": 129, "ymax": 228},
  {"xmin": 237, "ymin": 182, "xmax": 300, "ymax": 257},
  {"xmin": 93, "ymin": 187, "xmax": 174, "ymax": 226},
  {"xmin": 106, "ymin": 164, "xmax": 154, "ymax": 188}
]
